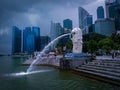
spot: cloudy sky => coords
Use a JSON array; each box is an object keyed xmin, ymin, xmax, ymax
[{"xmin": 0, "ymin": 0, "xmax": 105, "ymax": 54}]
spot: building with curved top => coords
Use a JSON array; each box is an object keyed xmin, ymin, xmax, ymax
[
  {"xmin": 78, "ymin": 7, "xmax": 89, "ymax": 30},
  {"xmin": 97, "ymin": 6, "xmax": 105, "ymax": 19},
  {"xmin": 63, "ymin": 19, "xmax": 73, "ymax": 31}
]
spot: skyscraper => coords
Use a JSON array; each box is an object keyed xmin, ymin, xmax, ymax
[
  {"xmin": 56, "ymin": 23, "xmax": 63, "ymax": 36},
  {"xmin": 97, "ymin": 6, "xmax": 105, "ymax": 19},
  {"xmin": 63, "ymin": 19, "xmax": 73, "ymax": 31},
  {"xmin": 50, "ymin": 21, "xmax": 63, "ymax": 41},
  {"xmin": 83, "ymin": 15, "xmax": 93, "ymax": 34},
  {"xmin": 84, "ymin": 15, "xmax": 93, "ymax": 26},
  {"xmin": 105, "ymin": 0, "xmax": 119, "ymax": 18},
  {"xmin": 95, "ymin": 19, "xmax": 116, "ymax": 36},
  {"xmin": 105, "ymin": 0, "xmax": 120, "ymax": 30},
  {"xmin": 12, "ymin": 26, "xmax": 21, "ymax": 54},
  {"xmin": 40, "ymin": 36, "xmax": 50, "ymax": 51},
  {"xmin": 50, "ymin": 21, "xmax": 56, "ymax": 41},
  {"xmin": 23, "ymin": 27, "xmax": 31, "ymax": 53},
  {"xmin": 78, "ymin": 7, "xmax": 89, "ymax": 30},
  {"xmin": 32, "ymin": 26, "xmax": 40, "ymax": 51},
  {"xmin": 50, "ymin": 21, "xmax": 63, "ymax": 49},
  {"xmin": 26, "ymin": 32, "xmax": 35, "ymax": 54}
]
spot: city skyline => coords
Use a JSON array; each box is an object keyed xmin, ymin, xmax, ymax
[{"xmin": 0, "ymin": 0, "xmax": 105, "ymax": 54}]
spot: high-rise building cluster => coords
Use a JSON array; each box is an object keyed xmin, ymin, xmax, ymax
[
  {"xmin": 12, "ymin": 0, "xmax": 120, "ymax": 54},
  {"xmin": 50, "ymin": 19, "xmax": 73, "ymax": 41},
  {"xmin": 12, "ymin": 26, "xmax": 50, "ymax": 54},
  {"xmin": 78, "ymin": 0, "xmax": 120, "ymax": 36},
  {"xmin": 12, "ymin": 18, "xmax": 72, "ymax": 54},
  {"xmin": 50, "ymin": 19, "xmax": 73, "ymax": 50}
]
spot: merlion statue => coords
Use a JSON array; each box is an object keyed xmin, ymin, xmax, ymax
[{"xmin": 71, "ymin": 28, "xmax": 83, "ymax": 54}]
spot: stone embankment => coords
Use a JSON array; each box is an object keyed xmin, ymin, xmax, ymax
[
  {"xmin": 23, "ymin": 55, "xmax": 61, "ymax": 68},
  {"xmin": 74, "ymin": 56, "xmax": 120, "ymax": 86},
  {"xmin": 23, "ymin": 55, "xmax": 120, "ymax": 85}
]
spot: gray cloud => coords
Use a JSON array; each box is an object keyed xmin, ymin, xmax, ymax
[
  {"xmin": 0, "ymin": 0, "xmax": 98, "ymax": 54},
  {"xmin": 0, "ymin": 0, "xmax": 96, "ymax": 26}
]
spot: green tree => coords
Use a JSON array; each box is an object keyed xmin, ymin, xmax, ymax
[
  {"xmin": 83, "ymin": 42, "xmax": 89, "ymax": 53},
  {"xmin": 110, "ymin": 33, "xmax": 120, "ymax": 44},
  {"xmin": 90, "ymin": 33, "xmax": 101, "ymax": 42},
  {"xmin": 98, "ymin": 38, "xmax": 113, "ymax": 53},
  {"xmin": 66, "ymin": 40, "xmax": 73, "ymax": 50},
  {"xmin": 56, "ymin": 41, "xmax": 64, "ymax": 54},
  {"xmin": 88, "ymin": 40, "xmax": 98, "ymax": 53}
]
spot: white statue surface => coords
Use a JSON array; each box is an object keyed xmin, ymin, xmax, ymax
[{"xmin": 71, "ymin": 28, "xmax": 83, "ymax": 54}]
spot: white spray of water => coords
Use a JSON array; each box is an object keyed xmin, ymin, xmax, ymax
[
  {"xmin": 5, "ymin": 70, "xmax": 52, "ymax": 77},
  {"xmin": 27, "ymin": 33, "xmax": 70, "ymax": 72}
]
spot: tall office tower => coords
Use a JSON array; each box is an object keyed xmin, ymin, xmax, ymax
[
  {"xmin": 105, "ymin": 0, "xmax": 118, "ymax": 18},
  {"xmin": 50, "ymin": 21, "xmax": 63, "ymax": 41},
  {"xmin": 63, "ymin": 19, "xmax": 73, "ymax": 31},
  {"xmin": 50, "ymin": 21, "xmax": 56, "ymax": 41},
  {"xmin": 56, "ymin": 23, "xmax": 63, "ymax": 36},
  {"xmin": 50, "ymin": 21, "xmax": 63, "ymax": 49},
  {"xmin": 97, "ymin": 6, "xmax": 105, "ymax": 19},
  {"xmin": 40, "ymin": 36, "xmax": 51, "ymax": 51},
  {"xmin": 32, "ymin": 26, "xmax": 40, "ymax": 51},
  {"xmin": 78, "ymin": 7, "xmax": 89, "ymax": 30},
  {"xmin": 105, "ymin": 0, "xmax": 120, "ymax": 30},
  {"xmin": 95, "ymin": 19, "xmax": 116, "ymax": 36},
  {"xmin": 83, "ymin": 15, "xmax": 93, "ymax": 34},
  {"xmin": 26, "ymin": 32, "xmax": 35, "ymax": 54},
  {"xmin": 84, "ymin": 15, "xmax": 93, "ymax": 26},
  {"xmin": 23, "ymin": 27, "xmax": 31, "ymax": 53},
  {"xmin": 12, "ymin": 26, "xmax": 21, "ymax": 54}
]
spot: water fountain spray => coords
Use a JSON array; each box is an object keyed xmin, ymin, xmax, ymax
[{"xmin": 27, "ymin": 33, "xmax": 70, "ymax": 72}]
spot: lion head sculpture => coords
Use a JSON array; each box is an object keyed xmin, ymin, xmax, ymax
[{"xmin": 71, "ymin": 28, "xmax": 83, "ymax": 53}]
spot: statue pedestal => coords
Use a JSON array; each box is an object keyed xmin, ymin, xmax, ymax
[
  {"xmin": 65, "ymin": 53, "xmax": 88, "ymax": 59},
  {"xmin": 60, "ymin": 53, "xmax": 91, "ymax": 70}
]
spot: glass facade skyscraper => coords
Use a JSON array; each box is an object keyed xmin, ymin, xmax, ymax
[
  {"xmin": 83, "ymin": 15, "xmax": 93, "ymax": 34},
  {"xmin": 50, "ymin": 21, "xmax": 56, "ymax": 41},
  {"xmin": 95, "ymin": 19, "xmax": 116, "ymax": 36},
  {"xmin": 23, "ymin": 26, "xmax": 41, "ymax": 54},
  {"xmin": 26, "ymin": 32, "xmax": 35, "ymax": 54},
  {"xmin": 78, "ymin": 7, "xmax": 89, "ymax": 30},
  {"xmin": 50, "ymin": 21, "xmax": 63, "ymax": 49},
  {"xmin": 56, "ymin": 23, "xmax": 63, "ymax": 36},
  {"xmin": 23, "ymin": 27, "xmax": 31, "ymax": 53},
  {"xmin": 63, "ymin": 19, "xmax": 73, "ymax": 31},
  {"xmin": 97, "ymin": 6, "xmax": 105, "ymax": 19},
  {"xmin": 12, "ymin": 26, "xmax": 21, "ymax": 54},
  {"xmin": 50, "ymin": 21, "xmax": 63, "ymax": 41},
  {"xmin": 32, "ymin": 26, "xmax": 40, "ymax": 51},
  {"xmin": 12, "ymin": 26, "xmax": 41, "ymax": 54},
  {"xmin": 105, "ymin": 0, "xmax": 120, "ymax": 18},
  {"xmin": 105, "ymin": 0, "xmax": 120, "ymax": 30},
  {"xmin": 40, "ymin": 36, "xmax": 50, "ymax": 51},
  {"xmin": 84, "ymin": 15, "xmax": 93, "ymax": 26}
]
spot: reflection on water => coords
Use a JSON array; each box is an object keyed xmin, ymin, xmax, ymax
[{"xmin": 0, "ymin": 56, "xmax": 120, "ymax": 90}]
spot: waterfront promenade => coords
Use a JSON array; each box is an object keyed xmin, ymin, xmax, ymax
[
  {"xmin": 23, "ymin": 55, "xmax": 120, "ymax": 85},
  {"xmin": 75, "ymin": 55, "xmax": 120, "ymax": 86}
]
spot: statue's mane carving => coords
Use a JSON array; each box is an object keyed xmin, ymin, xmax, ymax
[{"xmin": 71, "ymin": 28, "xmax": 83, "ymax": 53}]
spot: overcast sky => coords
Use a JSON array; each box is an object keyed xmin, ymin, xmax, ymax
[{"xmin": 0, "ymin": 0, "xmax": 105, "ymax": 54}]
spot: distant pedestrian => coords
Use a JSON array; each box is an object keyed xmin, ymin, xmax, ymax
[{"xmin": 112, "ymin": 52, "xmax": 115, "ymax": 59}]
